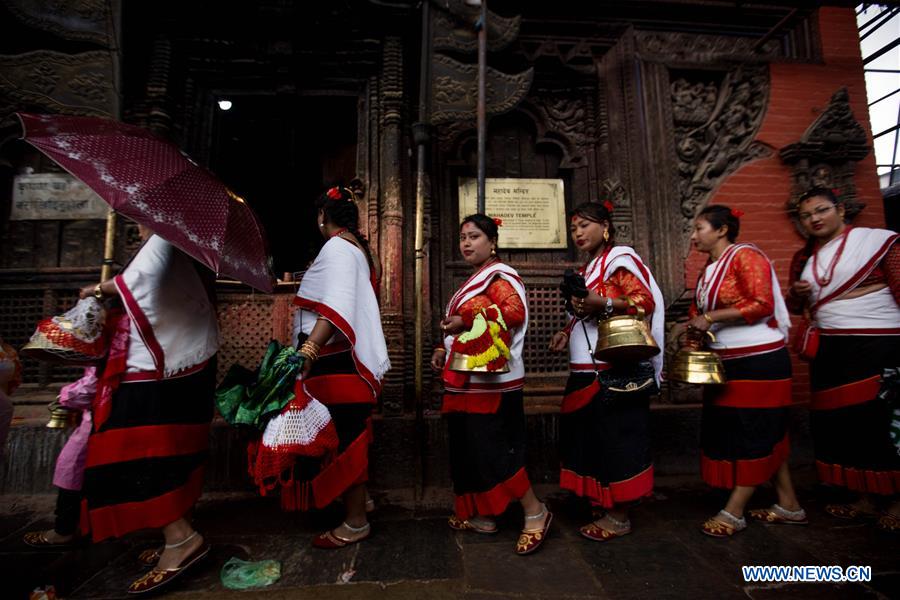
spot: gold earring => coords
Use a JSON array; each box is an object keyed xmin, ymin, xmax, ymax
[
  {"xmin": 491, "ymin": 248, "xmax": 496, "ymax": 256},
  {"xmin": 603, "ymin": 229, "xmax": 609, "ymax": 242}
]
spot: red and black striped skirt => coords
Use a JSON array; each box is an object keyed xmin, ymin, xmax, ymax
[
  {"xmin": 83, "ymin": 359, "xmax": 216, "ymax": 541},
  {"xmin": 559, "ymin": 372, "xmax": 654, "ymax": 508},
  {"xmin": 700, "ymin": 347, "xmax": 792, "ymax": 489},
  {"xmin": 443, "ymin": 389, "xmax": 531, "ymax": 520},
  {"xmin": 810, "ymin": 334, "xmax": 900, "ymax": 495}
]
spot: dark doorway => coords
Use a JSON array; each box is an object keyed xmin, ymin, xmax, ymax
[{"xmin": 210, "ymin": 94, "xmax": 358, "ymax": 277}]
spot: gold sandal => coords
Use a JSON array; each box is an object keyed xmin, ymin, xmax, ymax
[{"xmin": 701, "ymin": 510, "xmax": 747, "ymax": 538}]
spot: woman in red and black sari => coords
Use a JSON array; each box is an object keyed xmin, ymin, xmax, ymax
[
  {"xmin": 786, "ymin": 187, "xmax": 900, "ymax": 531},
  {"xmin": 251, "ymin": 186, "xmax": 390, "ymax": 548},
  {"xmin": 79, "ymin": 225, "xmax": 220, "ymax": 594},
  {"xmin": 431, "ymin": 214, "xmax": 551, "ymax": 555},
  {"xmin": 683, "ymin": 205, "xmax": 805, "ymax": 538},
  {"xmin": 549, "ymin": 201, "xmax": 665, "ymax": 542}
]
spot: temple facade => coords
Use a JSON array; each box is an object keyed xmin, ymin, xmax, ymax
[{"xmin": 0, "ymin": 1, "xmax": 887, "ymax": 417}]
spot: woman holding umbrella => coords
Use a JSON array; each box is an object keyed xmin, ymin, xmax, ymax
[{"xmin": 80, "ymin": 224, "xmax": 220, "ymax": 594}]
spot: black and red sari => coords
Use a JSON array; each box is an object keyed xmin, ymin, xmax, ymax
[
  {"xmin": 83, "ymin": 235, "xmax": 219, "ymax": 541},
  {"xmin": 789, "ymin": 227, "xmax": 900, "ymax": 494},
  {"xmin": 694, "ymin": 243, "xmax": 792, "ymax": 489},
  {"xmin": 440, "ymin": 260, "xmax": 532, "ymax": 520},
  {"xmin": 559, "ymin": 246, "xmax": 665, "ymax": 508},
  {"xmin": 251, "ymin": 234, "xmax": 390, "ymax": 511}
]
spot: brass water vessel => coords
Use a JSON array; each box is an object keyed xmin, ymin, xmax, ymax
[
  {"xmin": 593, "ymin": 299, "xmax": 660, "ymax": 363},
  {"xmin": 668, "ymin": 331, "xmax": 726, "ymax": 385}
]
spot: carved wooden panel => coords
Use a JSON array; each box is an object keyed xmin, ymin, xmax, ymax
[
  {"xmin": 0, "ymin": 51, "xmax": 117, "ymax": 118},
  {"xmin": 780, "ymin": 88, "xmax": 870, "ymax": 228}
]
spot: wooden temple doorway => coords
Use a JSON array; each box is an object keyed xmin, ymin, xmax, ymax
[{"xmin": 209, "ymin": 94, "xmax": 359, "ymax": 278}]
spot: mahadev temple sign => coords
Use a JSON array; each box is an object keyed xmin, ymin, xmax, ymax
[
  {"xmin": 458, "ymin": 177, "xmax": 567, "ymax": 249},
  {"xmin": 11, "ymin": 173, "xmax": 109, "ymax": 220}
]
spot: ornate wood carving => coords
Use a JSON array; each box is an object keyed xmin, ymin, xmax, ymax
[
  {"xmin": 431, "ymin": 54, "xmax": 533, "ymax": 125},
  {"xmin": 0, "ymin": 51, "xmax": 116, "ymax": 117},
  {"xmin": 672, "ymin": 65, "xmax": 773, "ymax": 235},
  {"xmin": 379, "ymin": 36, "xmax": 405, "ymax": 415},
  {"xmin": 780, "ymin": 88, "xmax": 870, "ymax": 225},
  {"xmin": 521, "ymin": 85, "xmax": 597, "ymax": 169},
  {"xmin": 600, "ymin": 178, "xmax": 634, "ymax": 247},
  {"xmin": 635, "ymin": 31, "xmax": 782, "ymax": 62},
  {"xmin": 432, "ymin": 1, "xmax": 521, "ymax": 53},
  {"xmin": 2, "ymin": 0, "xmax": 114, "ymax": 47}
]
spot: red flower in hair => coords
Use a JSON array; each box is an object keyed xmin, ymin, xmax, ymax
[
  {"xmin": 602, "ymin": 200, "xmax": 614, "ymax": 213},
  {"xmin": 493, "ymin": 217, "xmax": 503, "ymax": 227},
  {"xmin": 730, "ymin": 208, "xmax": 745, "ymax": 218},
  {"xmin": 831, "ymin": 188, "xmax": 841, "ymax": 197},
  {"xmin": 326, "ymin": 187, "xmax": 343, "ymax": 200}
]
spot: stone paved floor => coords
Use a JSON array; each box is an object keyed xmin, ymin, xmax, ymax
[{"xmin": 3, "ymin": 470, "xmax": 899, "ymax": 599}]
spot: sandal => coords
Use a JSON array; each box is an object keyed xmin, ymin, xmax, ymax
[
  {"xmin": 748, "ymin": 504, "xmax": 808, "ymax": 526},
  {"xmin": 701, "ymin": 510, "xmax": 747, "ymax": 538},
  {"xmin": 312, "ymin": 522, "xmax": 371, "ymax": 549},
  {"xmin": 448, "ymin": 515, "xmax": 498, "ymax": 535},
  {"xmin": 127, "ymin": 534, "xmax": 209, "ymax": 594},
  {"xmin": 515, "ymin": 505, "xmax": 553, "ymax": 556},
  {"xmin": 876, "ymin": 513, "xmax": 900, "ymax": 532},
  {"xmin": 824, "ymin": 503, "xmax": 879, "ymax": 520},
  {"xmin": 22, "ymin": 531, "xmax": 79, "ymax": 548},
  {"xmin": 579, "ymin": 515, "xmax": 632, "ymax": 542}
]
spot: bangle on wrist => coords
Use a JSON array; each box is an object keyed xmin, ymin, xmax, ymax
[
  {"xmin": 703, "ymin": 313, "xmax": 714, "ymax": 324},
  {"xmin": 93, "ymin": 283, "xmax": 104, "ymax": 300}
]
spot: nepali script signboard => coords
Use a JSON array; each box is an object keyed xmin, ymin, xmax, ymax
[
  {"xmin": 11, "ymin": 173, "xmax": 108, "ymax": 220},
  {"xmin": 458, "ymin": 178, "xmax": 566, "ymax": 249}
]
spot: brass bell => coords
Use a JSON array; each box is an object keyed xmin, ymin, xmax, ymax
[
  {"xmin": 46, "ymin": 398, "xmax": 79, "ymax": 429},
  {"xmin": 668, "ymin": 331, "xmax": 726, "ymax": 385},
  {"xmin": 593, "ymin": 298, "xmax": 660, "ymax": 363},
  {"xmin": 447, "ymin": 351, "xmax": 511, "ymax": 373}
]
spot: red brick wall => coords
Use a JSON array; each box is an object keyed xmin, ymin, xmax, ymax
[{"xmin": 684, "ymin": 8, "xmax": 886, "ymax": 401}]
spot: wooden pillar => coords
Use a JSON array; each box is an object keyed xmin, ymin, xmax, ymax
[{"xmin": 379, "ymin": 36, "xmax": 406, "ymax": 414}]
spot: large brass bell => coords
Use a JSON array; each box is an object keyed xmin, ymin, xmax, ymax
[
  {"xmin": 46, "ymin": 398, "xmax": 79, "ymax": 429},
  {"xmin": 448, "ymin": 351, "xmax": 510, "ymax": 373},
  {"xmin": 668, "ymin": 331, "xmax": 726, "ymax": 385},
  {"xmin": 593, "ymin": 298, "xmax": 660, "ymax": 363}
]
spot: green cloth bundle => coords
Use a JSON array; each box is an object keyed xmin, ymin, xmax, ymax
[
  {"xmin": 220, "ymin": 557, "xmax": 281, "ymax": 589},
  {"xmin": 215, "ymin": 340, "xmax": 304, "ymax": 429}
]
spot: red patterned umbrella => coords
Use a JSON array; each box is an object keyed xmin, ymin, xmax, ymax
[{"xmin": 16, "ymin": 112, "xmax": 274, "ymax": 292}]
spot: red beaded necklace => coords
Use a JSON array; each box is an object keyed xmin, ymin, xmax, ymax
[
  {"xmin": 812, "ymin": 226, "xmax": 850, "ymax": 287},
  {"xmin": 330, "ymin": 227, "xmax": 349, "ymax": 238}
]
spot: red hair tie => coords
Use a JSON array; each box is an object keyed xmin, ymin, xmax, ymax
[
  {"xmin": 730, "ymin": 208, "xmax": 744, "ymax": 218},
  {"xmin": 326, "ymin": 187, "xmax": 343, "ymax": 200},
  {"xmin": 602, "ymin": 200, "xmax": 614, "ymax": 213},
  {"xmin": 492, "ymin": 217, "xmax": 503, "ymax": 227}
]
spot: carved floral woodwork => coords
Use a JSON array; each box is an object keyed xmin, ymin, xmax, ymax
[
  {"xmin": 671, "ymin": 65, "xmax": 773, "ymax": 235},
  {"xmin": 779, "ymin": 88, "xmax": 869, "ymax": 226}
]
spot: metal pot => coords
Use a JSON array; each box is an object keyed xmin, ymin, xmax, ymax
[
  {"xmin": 668, "ymin": 331, "xmax": 726, "ymax": 385},
  {"xmin": 593, "ymin": 299, "xmax": 660, "ymax": 363},
  {"xmin": 447, "ymin": 351, "xmax": 511, "ymax": 373}
]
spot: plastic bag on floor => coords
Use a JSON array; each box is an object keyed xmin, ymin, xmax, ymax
[{"xmin": 220, "ymin": 557, "xmax": 281, "ymax": 589}]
